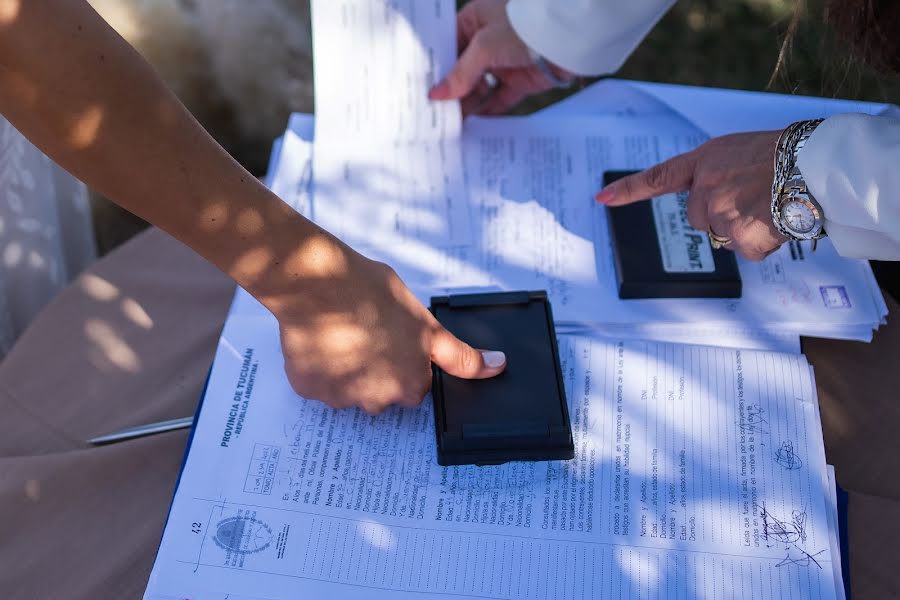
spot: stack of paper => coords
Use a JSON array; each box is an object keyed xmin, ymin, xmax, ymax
[{"xmin": 261, "ymin": 111, "xmax": 886, "ymax": 352}]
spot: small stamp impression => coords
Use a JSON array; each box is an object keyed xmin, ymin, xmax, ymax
[
  {"xmin": 214, "ymin": 515, "xmax": 273, "ymax": 555},
  {"xmin": 820, "ymin": 285, "xmax": 851, "ymax": 309}
]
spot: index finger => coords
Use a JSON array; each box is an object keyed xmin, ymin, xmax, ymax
[
  {"xmin": 595, "ymin": 152, "xmax": 697, "ymax": 206},
  {"xmin": 456, "ymin": 3, "xmax": 480, "ymax": 52},
  {"xmin": 428, "ymin": 35, "xmax": 489, "ymax": 101}
]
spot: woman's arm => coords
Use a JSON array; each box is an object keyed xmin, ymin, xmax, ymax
[
  {"xmin": 0, "ymin": 0, "xmax": 505, "ymax": 412},
  {"xmin": 0, "ymin": 0, "xmax": 316, "ymax": 288},
  {"xmin": 798, "ymin": 113, "xmax": 900, "ymax": 260}
]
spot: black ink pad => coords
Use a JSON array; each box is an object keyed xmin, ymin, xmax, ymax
[
  {"xmin": 604, "ymin": 170, "xmax": 742, "ymax": 299},
  {"xmin": 430, "ymin": 291, "xmax": 574, "ymax": 466}
]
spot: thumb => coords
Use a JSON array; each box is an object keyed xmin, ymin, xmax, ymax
[
  {"xmin": 430, "ymin": 325, "xmax": 506, "ymax": 379},
  {"xmin": 595, "ymin": 152, "xmax": 696, "ymax": 207},
  {"xmin": 428, "ymin": 36, "xmax": 490, "ymax": 101}
]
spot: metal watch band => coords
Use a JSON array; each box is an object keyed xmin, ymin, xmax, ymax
[{"xmin": 771, "ymin": 119, "xmax": 825, "ymax": 240}]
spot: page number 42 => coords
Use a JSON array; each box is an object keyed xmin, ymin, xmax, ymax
[{"xmin": 191, "ymin": 522, "xmax": 202, "ymax": 534}]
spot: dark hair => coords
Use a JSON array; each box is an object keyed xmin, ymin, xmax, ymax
[{"xmin": 825, "ymin": 0, "xmax": 900, "ymax": 73}]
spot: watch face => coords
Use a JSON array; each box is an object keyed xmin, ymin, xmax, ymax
[{"xmin": 782, "ymin": 199, "xmax": 816, "ymax": 234}]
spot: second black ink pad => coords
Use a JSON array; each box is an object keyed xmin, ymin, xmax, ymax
[{"xmin": 604, "ymin": 170, "xmax": 742, "ymax": 299}]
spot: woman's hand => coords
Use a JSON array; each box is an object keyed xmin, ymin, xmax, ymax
[
  {"xmin": 595, "ymin": 130, "xmax": 787, "ymax": 262},
  {"xmin": 261, "ymin": 236, "xmax": 506, "ymax": 414},
  {"xmin": 428, "ymin": 0, "xmax": 573, "ymax": 115}
]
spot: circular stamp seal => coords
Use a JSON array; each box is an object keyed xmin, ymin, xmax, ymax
[{"xmin": 213, "ymin": 515, "xmax": 273, "ymax": 554}]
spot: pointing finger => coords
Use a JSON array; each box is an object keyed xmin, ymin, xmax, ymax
[
  {"xmin": 595, "ymin": 152, "xmax": 697, "ymax": 206},
  {"xmin": 428, "ymin": 34, "xmax": 490, "ymax": 101},
  {"xmin": 456, "ymin": 3, "xmax": 480, "ymax": 53}
]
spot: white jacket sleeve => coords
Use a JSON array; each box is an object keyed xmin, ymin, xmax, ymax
[
  {"xmin": 797, "ymin": 113, "xmax": 900, "ymax": 261},
  {"xmin": 506, "ymin": 0, "xmax": 676, "ymax": 76}
]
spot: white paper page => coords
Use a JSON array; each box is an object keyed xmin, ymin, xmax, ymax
[
  {"xmin": 264, "ymin": 114, "xmax": 877, "ymax": 347},
  {"xmin": 312, "ymin": 140, "xmax": 473, "ymax": 250},
  {"xmin": 543, "ymin": 79, "xmax": 895, "ymax": 138},
  {"xmin": 266, "ymin": 115, "xmax": 801, "ymax": 352},
  {"xmin": 543, "ymin": 78, "xmax": 675, "ymax": 118},
  {"xmin": 145, "ymin": 318, "xmax": 835, "ymax": 599},
  {"xmin": 560, "ymin": 323, "xmax": 803, "ymax": 354},
  {"xmin": 287, "ymin": 112, "xmax": 316, "ymax": 140},
  {"xmin": 356, "ymin": 115, "xmax": 881, "ymax": 339},
  {"xmin": 803, "ymin": 366, "xmax": 847, "ymax": 600},
  {"xmin": 311, "ymin": 0, "xmax": 459, "ymax": 144},
  {"xmin": 264, "ymin": 138, "xmax": 283, "ymax": 189},
  {"xmin": 825, "ymin": 465, "xmax": 847, "ymax": 600},
  {"xmin": 270, "ymin": 128, "xmax": 314, "ymax": 217},
  {"xmin": 310, "ymin": 0, "xmax": 471, "ymax": 250},
  {"xmin": 275, "ymin": 117, "xmax": 884, "ymax": 351},
  {"xmin": 626, "ymin": 80, "xmax": 897, "ymax": 138}
]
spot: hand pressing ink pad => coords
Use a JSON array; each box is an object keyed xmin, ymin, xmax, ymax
[
  {"xmin": 429, "ymin": 291, "xmax": 574, "ymax": 467},
  {"xmin": 604, "ymin": 170, "xmax": 742, "ymax": 299}
]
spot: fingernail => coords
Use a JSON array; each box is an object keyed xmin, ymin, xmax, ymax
[
  {"xmin": 595, "ymin": 187, "xmax": 615, "ymax": 204},
  {"xmin": 481, "ymin": 350, "xmax": 506, "ymax": 369},
  {"xmin": 428, "ymin": 80, "xmax": 449, "ymax": 100}
]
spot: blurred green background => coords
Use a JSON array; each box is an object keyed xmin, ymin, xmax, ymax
[{"xmin": 516, "ymin": 0, "xmax": 900, "ymax": 113}]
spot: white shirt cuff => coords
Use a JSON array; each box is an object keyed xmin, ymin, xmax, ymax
[
  {"xmin": 798, "ymin": 113, "xmax": 900, "ymax": 260},
  {"xmin": 506, "ymin": 0, "xmax": 675, "ymax": 76}
]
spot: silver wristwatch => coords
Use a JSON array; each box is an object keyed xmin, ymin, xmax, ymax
[{"xmin": 771, "ymin": 119, "xmax": 827, "ymax": 249}]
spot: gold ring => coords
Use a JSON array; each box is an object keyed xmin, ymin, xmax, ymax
[{"xmin": 708, "ymin": 225, "xmax": 731, "ymax": 250}]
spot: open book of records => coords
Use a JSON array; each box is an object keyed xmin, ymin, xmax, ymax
[{"xmin": 145, "ymin": 316, "xmax": 844, "ymax": 599}]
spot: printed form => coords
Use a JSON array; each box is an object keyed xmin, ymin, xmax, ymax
[
  {"xmin": 309, "ymin": 0, "xmax": 472, "ymax": 249},
  {"xmin": 359, "ymin": 115, "xmax": 884, "ymax": 342},
  {"xmin": 145, "ymin": 316, "xmax": 837, "ymax": 599},
  {"xmin": 264, "ymin": 116, "xmax": 805, "ymax": 353},
  {"xmin": 279, "ymin": 110, "xmax": 881, "ymax": 344}
]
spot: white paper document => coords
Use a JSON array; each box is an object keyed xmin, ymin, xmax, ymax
[
  {"xmin": 434, "ymin": 116, "xmax": 884, "ymax": 341},
  {"xmin": 537, "ymin": 78, "xmax": 889, "ymax": 344},
  {"xmin": 269, "ymin": 111, "xmax": 884, "ymax": 346},
  {"xmin": 312, "ymin": 140, "xmax": 473, "ymax": 250},
  {"xmin": 310, "ymin": 0, "xmax": 459, "ymax": 144},
  {"xmin": 544, "ymin": 78, "xmax": 897, "ymax": 139},
  {"xmin": 825, "ymin": 465, "xmax": 847, "ymax": 600},
  {"xmin": 309, "ymin": 0, "xmax": 471, "ymax": 250},
  {"xmin": 145, "ymin": 317, "xmax": 837, "ymax": 599}
]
